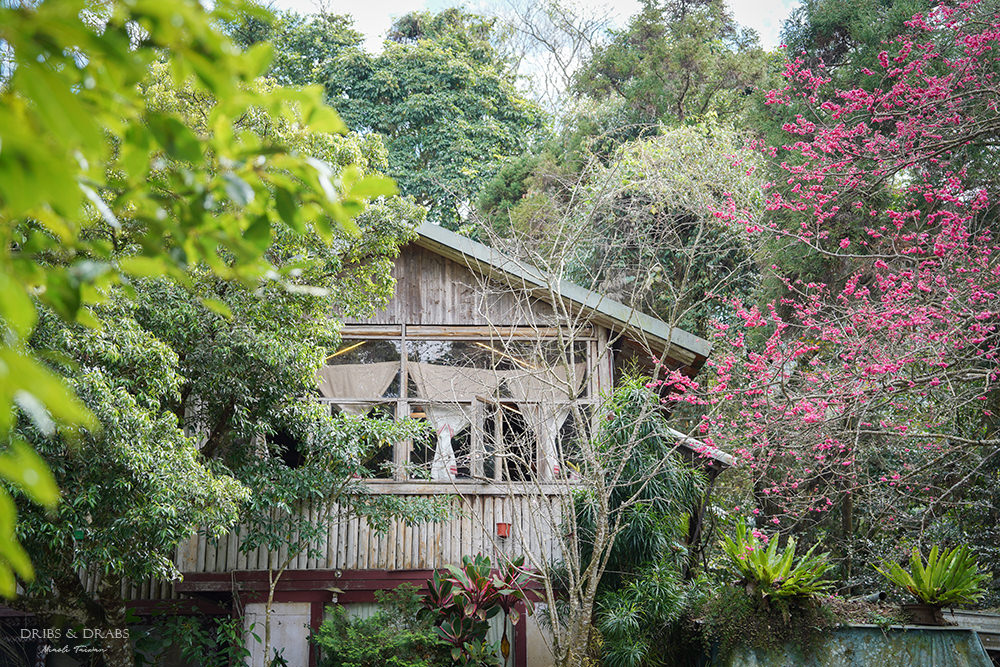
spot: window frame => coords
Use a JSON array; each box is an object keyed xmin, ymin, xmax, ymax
[{"xmin": 320, "ymin": 325, "xmax": 599, "ymax": 482}]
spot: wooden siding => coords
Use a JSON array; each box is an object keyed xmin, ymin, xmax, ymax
[
  {"xmin": 345, "ymin": 244, "xmax": 557, "ymax": 326},
  {"xmin": 174, "ymin": 492, "xmax": 563, "ymax": 576},
  {"xmin": 77, "ymin": 569, "xmax": 182, "ymax": 603}
]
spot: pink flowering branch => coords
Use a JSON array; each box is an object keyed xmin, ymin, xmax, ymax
[{"xmin": 659, "ymin": 1, "xmax": 1000, "ymax": 562}]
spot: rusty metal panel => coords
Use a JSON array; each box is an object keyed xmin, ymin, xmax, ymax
[{"xmin": 717, "ymin": 626, "xmax": 992, "ymax": 667}]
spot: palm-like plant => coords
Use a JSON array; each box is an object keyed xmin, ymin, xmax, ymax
[
  {"xmin": 874, "ymin": 545, "xmax": 987, "ymax": 606},
  {"xmin": 720, "ymin": 522, "xmax": 833, "ymax": 601}
]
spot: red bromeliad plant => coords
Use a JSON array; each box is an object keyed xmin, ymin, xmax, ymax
[
  {"xmin": 422, "ymin": 554, "xmax": 536, "ymax": 666},
  {"xmin": 657, "ymin": 0, "xmax": 1000, "ymax": 577}
]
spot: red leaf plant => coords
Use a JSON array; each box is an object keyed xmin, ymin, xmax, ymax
[{"xmin": 422, "ymin": 554, "xmax": 536, "ymax": 665}]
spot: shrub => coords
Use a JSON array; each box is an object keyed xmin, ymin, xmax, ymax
[
  {"xmin": 311, "ymin": 584, "xmax": 448, "ymax": 667},
  {"xmin": 875, "ymin": 545, "xmax": 988, "ymax": 606},
  {"xmin": 421, "ymin": 554, "xmax": 536, "ymax": 667},
  {"xmin": 702, "ymin": 585, "xmax": 836, "ymax": 660},
  {"xmin": 720, "ymin": 522, "xmax": 833, "ymax": 603},
  {"xmin": 136, "ymin": 615, "xmax": 251, "ymax": 667},
  {"xmin": 594, "ymin": 558, "xmax": 700, "ymax": 667},
  {"xmin": 700, "ymin": 523, "xmax": 838, "ymax": 659}
]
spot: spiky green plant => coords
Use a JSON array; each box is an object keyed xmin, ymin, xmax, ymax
[
  {"xmin": 874, "ymin": 545, "xmax": 988, "ymax": 606},
  {"xmin": 720, "ymin": 522, "xmax": 834, "ymax": 600}
]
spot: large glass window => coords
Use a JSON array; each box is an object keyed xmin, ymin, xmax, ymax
[
  {"xmin": 317, "ymin": 328, "xmax": 592, "ymax": 482},
  {"xmin": 317, "ymin": 339, "xmax": 401, "ymax": 415}
]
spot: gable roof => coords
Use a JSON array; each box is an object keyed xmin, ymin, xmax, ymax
[{"xmin": 412, "ymin": 221, "xmax": 713, "ymax": 373}]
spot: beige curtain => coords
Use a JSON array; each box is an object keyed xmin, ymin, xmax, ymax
[
  {"xmin": 504, "ymin": 363, "xmax": 587, "ymax": 480},
  {"xmin": 409, "ymin": 362, "xmax": 503, "ymax": 480},
  {"xmin": 316, "ymin": 362, "xmax": 398, "ymax": 415}
]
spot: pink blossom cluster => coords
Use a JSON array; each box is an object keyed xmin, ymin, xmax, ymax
[{"xmin": 663, "ymin": 1, "xmax": 1000, "ymax": 534}]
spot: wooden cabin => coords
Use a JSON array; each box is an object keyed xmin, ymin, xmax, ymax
[{"xmin": 107, "ymin": 223, "xmax": 729, "ymax": 666}]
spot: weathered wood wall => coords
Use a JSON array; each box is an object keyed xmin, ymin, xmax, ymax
[
  {"xmin": 345, "ymin": 244, "xmax": 557, "ymax": 326},
  {"xmin": 77, "ymin": 569, "xmax": 182, "ymax": 602},
  {"xmin": 92, "ymin": 491, "xmax": 563, "ymax": 602},
  {"xmin": 174, "ymin": 491, "xmax": 563, "ymax": 575}
]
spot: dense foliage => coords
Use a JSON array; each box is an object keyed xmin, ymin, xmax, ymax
[
  {"xmin": 243, "ymin": 8, "xmax": 544, "ymax": 228},
  {"xmin": 136, "ymin": 614, "xmax": 252, "ymax": 667},
  {"xmin": 576, "ymin": 0, "xmax": 768, "ymax": 126},
  {"xmin": 8, "ymin": 0, "xmax": 1000, "ymax": 663},
  {"xmin": 0, "ymin": 0, "xmax": 355, "ymax": 604},
  {"xmin": 3, "ymin": 3, "xmax": 439, "ymax": 665},
  {"xmin": 312, "ymin": 584, "xmax": 448, "ymax": 667},
  {"xmin": 564, "ymin": 379, "xmax": 705, "ymax": 667},
  {"xmin": 701, "ymin": 584, "xmax": 836, "ymax": 660},
  {"xmin": 564, "ymin": 122, "xmax": 763, "ymax": 335},
  {"xmin": 659, "ymin": 0, "xmax": 1000, "ymax": 605},
  {"xmin": 469, "ymin": 0, "xmax": 1000, "ymax": 660}
]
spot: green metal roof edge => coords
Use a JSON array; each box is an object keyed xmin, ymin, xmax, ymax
[{"xmin": 413, "ymin": 221, "xmax": 714, "ymax": 363}]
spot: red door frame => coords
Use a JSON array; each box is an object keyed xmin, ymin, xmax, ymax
[{"xmin": 172, "ymin": 569, "xmax": 531, "ymax": 667}]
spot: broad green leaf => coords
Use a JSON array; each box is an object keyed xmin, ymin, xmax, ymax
[
  {"xmin": 307, "ymin": 104, "xmax": 348, "ymax": 134},
  {"xmin": 0, "ymin": 562, "xmax": 16, "ymax": 599},
  {"xmin": 27, "ymin": 203, "xmax": 76, "ymax": 243},
  {"xmin": 201, "ymin": 298, "xmax": 233, "ymax": 319},
  {"xmin": 273, "ymin": 187, "xmax": 302, "ymax": 232},
  {"xmin": 0, "ymin": 439, "xmax": 59, "ymax": 508},
  {"xmin": 348, "ymin": 175, "xmax": 398, "ymax": 200},
  {"xmin": 75, "ymin": 308, "xmax": 103, "ymax": 331},
  {"xmin": 0, "ymin": 276, "xmax": 37, "ymax": 339},
  {"xmin": 0, "ymin": 349, "xmax": 95, "ymax": 430},
  {"xmin": 14, "ymin": 64, "xmax": 102, "ymax": 149},
  {"xmin": 0, "ymin": 489, "xmax": 33, "ymax": 581},
  {"xmin": 119, "ymin": 124, "xmax": 152, "ymax": 181},
  {"xmin": 243, "ymin": 214, "xmax": 272, "ymax": 251},
  {"xmin": 119, "ymin": 256, "xmax": 169, "ymax": 278},
  {"xmin": 43, "ymin": 272, "xmax": 81, "ymax": 321},
  {"xmin": 147, "ymin": 113, "xmax": 203, "ymax": 163},
  {"xmin": 242, "ymin": 42, "xmax": 275, "ymax": 78}
]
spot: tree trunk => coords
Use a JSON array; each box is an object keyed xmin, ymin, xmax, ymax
[
  {"xmin": 264, "ymin": 567, "xmax": 275, "ymax": 666},
  {"xmin": 841, "ymin": 489, "xmax": 854, "ymax": 592},
  {"xmin": 95, "ymin": 575, "xmax": 135, "ymax": 667},
  {"xmin": 98, "ymin": 629, "xmax": 135, "ymax": 667}
]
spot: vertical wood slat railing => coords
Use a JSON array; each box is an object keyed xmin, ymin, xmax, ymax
[
  {"xmin": 174, "ymin": 491, "xmax": 564, "ymax": 575},
  {"xmin": 82, "ymin": 489, "xmax": 565, "ymax": 601}
]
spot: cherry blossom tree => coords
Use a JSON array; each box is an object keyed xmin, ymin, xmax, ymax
[{"xmin": 660, "ymin": 0, "xmax": 1000, "ymax": 590}]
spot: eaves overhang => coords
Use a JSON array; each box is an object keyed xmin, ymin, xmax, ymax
[{"xmin": 412, "ymin": 221, "xmax": 713, "ymax": 373}]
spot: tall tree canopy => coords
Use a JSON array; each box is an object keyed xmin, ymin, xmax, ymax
[
  {"xmin": 574, "ymin": 0, "xmax": 769, "ymax": 126},
  {"xmin": 676, "ymin": 0, "xmax": 1000, "ymax": 597},
  {"xmin": 227, "ymin": 9, "xmax": 365, "ymax": 87},
  {"xmin": 1, "ymin": 3, "xmax": 429, "ymax": 663},
  {"xmin": 781, "ymin": 0, "xmax": 931, "ymax": 75},
  {"xmin": 321, "ymin": 9, "xmax": 544, "ymax": 228}
]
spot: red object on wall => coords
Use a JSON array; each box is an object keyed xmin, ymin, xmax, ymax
[{"xmin": 496, "ymin": 522, "xmax": 511, "ymax": 538}]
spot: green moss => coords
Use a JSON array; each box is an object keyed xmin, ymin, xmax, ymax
[{"xmin": 702, "ymin": 586, "xmax": 837, "ymax": 661}]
